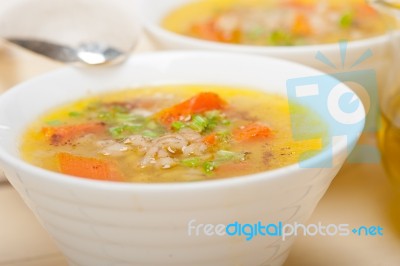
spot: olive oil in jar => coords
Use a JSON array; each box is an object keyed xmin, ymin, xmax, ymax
[{"xmin": 378, "ymin": 96, "xmax": 400, "ymax": 192}]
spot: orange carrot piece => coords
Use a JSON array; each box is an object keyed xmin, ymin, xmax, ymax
[
  {"xmin": 185, "ymin": 92, "xmax": 226, "ymax": 112},
  {"xmin": 292, "ymin": 14, "xmax": 312, "ymax": 36},
  {"xmin": 43, "ymin": 122, "xmax": 106, "ymax": 145},
  {"xmin": 57, "ymin": 152, "xmax": 123, "ymax": 181},
  {"xmin": 233, "ymin": 122, "xmax": 271, "ymax": 142},
  {"xmin": 191, "ymin": 18, "xmax": 241, "ymax": 43},
  {"xmin": 191, "ymin": 19, "xmax": 223, "ymax": 42},
  {"xmin": 358, "ymin": 4, "xmax": 378, "ymax": 17},
  {"xmin": 157, "ymin": 92, "xmax": 226, "ymax": 125},
  {"xmin": 203, "ymin": 132, "xmax": 217, "ymax": 146}
]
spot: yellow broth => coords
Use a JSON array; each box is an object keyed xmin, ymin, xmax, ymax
[
  {"xmin": 21, "ymin": 85, "xmax": 327, "ymax": 183},
  {"xmin": 163, "ymin": 0, "xmax": 388, "ymax": 46}
]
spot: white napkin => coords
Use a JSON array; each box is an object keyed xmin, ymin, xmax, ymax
[{"xmin": 0, "ymin": 0, "xmax": 141, "ymax": 51}]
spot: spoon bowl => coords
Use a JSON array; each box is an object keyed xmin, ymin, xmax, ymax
[{"xmin": 7, "ymin": 38, "xmax": 132, "ymax": 66}]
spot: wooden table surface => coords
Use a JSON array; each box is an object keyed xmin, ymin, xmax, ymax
[{"xmin": 0, "ymin": 37, "xmax": 400, "ymax": 266}]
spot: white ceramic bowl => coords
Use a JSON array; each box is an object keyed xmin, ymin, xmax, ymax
[
  {"xmin": 140, "ymin": 0, "xmax": 390, "ymax": 72},
  {"xmin": 0, "ymin": 52, "xmax": 364, "ymax": 266}
]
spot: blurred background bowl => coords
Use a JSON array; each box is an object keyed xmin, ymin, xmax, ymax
[{"xmin": 139, "ymin": 0, "xmax": 391, "ymax": 74}]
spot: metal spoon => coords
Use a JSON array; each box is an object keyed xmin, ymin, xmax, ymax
[{"xmin": 6, "ymin": 38, "xmax": 131, "ymax": 66}]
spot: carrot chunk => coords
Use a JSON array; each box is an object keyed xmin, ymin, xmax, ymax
[
  {"xmin": 358, "ymin": 3, "xmax": 378, "ymax": 17},
  {"xmin": 42, "ymin": 122, "xmax": 106, "ymax": 145},
  {"xmin": 203, "ymin": 132, "xmax": 217, "ymax": 146},
  {"xmin": 190, "ymin": 18, "xmax": 240, "ymax": 43},
  {"xmin": 57, "ymin": 152, "xmax": 123, "ymax": 181},
  {"xmin": 157, "ymin": 92, "xmax": 226, "ymax": 125},
  {"xmin": 233, "ymin": 122, "xmax": 271, "ymax": 142},
  {"xmin": 190, "ymin": 19, "xmax": 223, "ymax": 42},
  {"xmin": 292, "ymin": 14, "xmax": 312, "ymax": 36}
]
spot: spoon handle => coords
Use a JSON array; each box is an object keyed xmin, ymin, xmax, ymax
[{"xmin": 6, "ymin": 38, "xmax": 79, "ymax": 63}]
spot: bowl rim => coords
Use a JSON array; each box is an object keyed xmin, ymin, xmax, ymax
[
  {"xmin": 145, "ymin": 23, "xmax": 389, "ymax": 53},
  {"xmin": 139, "ymin": 0, "xmax": 390, "ymax": 54},
  {"xmin": 0, "ymin": 51, "xmax": 365, "ymax": 192}
]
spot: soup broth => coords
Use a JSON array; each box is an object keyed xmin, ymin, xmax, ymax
[{"xmin": 21, "ymin": 85, "xmax": 327, "ymax": 183}]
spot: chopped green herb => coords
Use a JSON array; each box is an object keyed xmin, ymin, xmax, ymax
[
  {"xmin": 126, "ymin": 122, "xmax": 144, "ymax": 129},
  {"xmin": 203, "ymin": 161, "xmax": 217, "ymax": 173},
  {"xmin": 215, "ymin": 150, "xmax": 247, "ymax": 163},
  {"xmin": 46, "ymin": 120, "xmax": 63, "ymax": 126},
  {"xmin": 181, "ymin": 157, "xmax": 203, "ymax": 168},
  {"xmin": 204, "ymin": 110, "xmax": 230, "ymax": 130},
  {"xmin": 109, "ymin": 123, "xmax": 143, "ymax": 138},
  {"xmin": 146, "ymin": 120, "xmax": 159, "ymax": 130},
  {"xmin": 339, "ymin": 11, "xmax": 353, "ymax": 29},
  {"xmin": 109, "ymin": 126, "xmax": 125, "ymax": 138},
  {"xmin": 205, "ymin": 110, "xmax": 222, "ymax": 119},
  {"xmin": 170, "ymin": 110, "xmax": 231, "ymax": 133},
  {"xmin": 111, "ymin": 105, "xmax": 129, "ymax": 114},
  {"xmin": 141, "ymin": 129, "xmax": 161, "ymax": 138},
  {"xmin": 221, "ymin": 119, "xmax": 231, "ymax": 126},
  {"xmin": 190, "ymin": 115, "xmax": 209, "ymax": 132},
  {"xmin": 172, "ymin": 121, "xmax": 186, "ymax": 131},
  {"xmin": 116, "ymin": 113, "xmax": 146, "ymax": 124},
  {"xmin": 217, "ymin": 131, "xmax": 232, "ymax": 143},
  {"xmin": 268, "ymin": 30, "xmax": 293, "ymax": 46},
  {"xmin": 97, "ymin": 111, "xmax": 113, "ymax": 121},
  {"xmin": 68, "ymin": 111, "xmax": 82, "ymax": 117},
  {"xmin": 246, "ymin": 26, "xmax": 265, "ymax": 40},
  {"xmin": 206, "ymin": 117, "xmax": 219, "ymax": 131}
]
